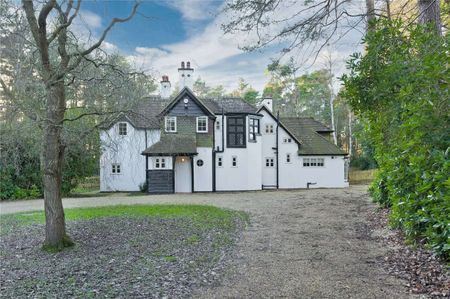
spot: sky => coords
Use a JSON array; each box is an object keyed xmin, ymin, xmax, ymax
[{"xmin": 75, "ymin": 0, "xmax": 366, "ymax": 94}]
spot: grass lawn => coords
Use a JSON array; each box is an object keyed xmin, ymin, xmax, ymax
[
  {"xmin": 0, "ymin": 205, "xmax": 249, "ymax": 298},
  {"xmin": 1, "ymin": 204, "xmax": 249, "ymax": 234}
]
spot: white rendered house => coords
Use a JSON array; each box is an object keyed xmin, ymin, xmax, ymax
[{"xmin": 99, "ymin": 62, "xmax": 349, "ymax": 193}]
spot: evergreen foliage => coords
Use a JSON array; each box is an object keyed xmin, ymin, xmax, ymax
[{"xmin": 342, "ymin": 20, "xmax": 449, "ymax": 258}]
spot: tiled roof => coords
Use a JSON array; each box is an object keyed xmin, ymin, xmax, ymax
[
  {"xmin": 202, "ymin": 97, "xmax": 259, "ymax": 114},
  {"xmin": 142, "ymin": 135, "xmax": 197, "ymax": 156},
  {"xmin": 98, "ymin": 96, "xmax": 168, "ymax": 129},
  {"xmin": 280, "ymin": 118, "xmax": 346, "ymax": 156},
  {"xmin": 99, "ymin": 94, "xmax": 259, "ymax": 130},
  {"xmin": 280, "ymin": 117, "xmax": 333, "ymax": 132}
]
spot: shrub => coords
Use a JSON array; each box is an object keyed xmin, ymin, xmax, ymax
[{"xmin": 342, "ymin": 20, "xmax": 450, "ymax": 259}]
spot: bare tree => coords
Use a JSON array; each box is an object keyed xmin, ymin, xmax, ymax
[
  {"xmin": 17, "ymin": 0, "xmax": 139, "ymax": 250},
  {"xmin": 222, "ymin": 0, "xmax": 387, "ymax": 62}
]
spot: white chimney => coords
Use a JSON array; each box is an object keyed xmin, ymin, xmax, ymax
[
  {"xmin": 178, "ymin": 61, "xmax": 194, "ymax": 90},
  {"xmin": 262, "ymin": 97, "xmax": 273, "ymax": 112},
  {"xmin": 160, "ymin": 75, "xmax": 171, "ymax": 99}
]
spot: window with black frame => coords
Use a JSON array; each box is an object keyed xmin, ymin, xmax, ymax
[
  {"xmin": 227, "ymin": 116, "xmax": 246, "ymax": 147},
  {"xmin": 249, "ymin": 118, "xmax": 259, "ymax": 141}
]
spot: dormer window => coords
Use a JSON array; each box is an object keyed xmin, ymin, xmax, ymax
[
  {"xmin": 165, "ymin": 116, "xmax": 177, "ymax": 132},
  {"xmin": 118, "ymin": 123, "xmax": 127, "ymax": 135},
  {"xmin": 196, "ymin": 116, "xmax": 208, "ymax": 133}
]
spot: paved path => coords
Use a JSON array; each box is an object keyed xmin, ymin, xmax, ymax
[{"xmin": 0, "ymin": 186, "xmax": 412, "ymax": 298}]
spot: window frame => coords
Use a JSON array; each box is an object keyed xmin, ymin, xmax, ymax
[
  {"xmin": 227, "ymin": 115, "xmax": 246, "ymax": 148},
  {"xmin": 303, "ymin": 158, "xmax": 310, "ymax": 167},
  {"xmin": 165, "ymin": 116, "xmax": 177, "ymax": 133},
  {"xmin": 196, "ymin": 116, "xmax": 208, "ymax": 133},
  {"xmin": 303, "ymin": 157, "xmax": 325, "ymax": 167},
  {"xmin": 265, "ymin": 124, "xmax": 274, "ymax": 134},
  {"xmin": 286, "ymin": 153, "xmax": 291, "ymax": 163},
  {"xmin": 317, "ymin": 158, "xmax": 325, "ymax": 167},
  {"xmin": 215, "ymin": 120, "xmax": 221, "ymax": 130},
  {"xmin": 217, "ymin": 156, "xmax": 223, "ymax": 167},
  {"xmin": 231, "ymin": 156, "xmax": 238, "ymax": 167},
  {"xmin": 111, "ymin": 163, "xmax": 121, "ymax": 174},
  {"xmin": 265, "ymin": 157, "xmax": 274, "ymax": 167},
  {"xmin": 283, "ymin": 137, "xmax": 292, "ymax": 143},
  {"xmin": 154, "ymin": 158, "xmax": 167, "ymax": 169},
  {"xmin": 248, "ymin": 118, "xmax": 260, "ymax": 142},
  {"xmin": 118, "ymin": 122, "xmax": 127, "ymax": 136}
]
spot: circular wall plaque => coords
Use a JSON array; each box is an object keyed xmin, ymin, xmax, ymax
[{"xmin": 196, "ymin": 159, "xmax": 204, "ymax": 167}]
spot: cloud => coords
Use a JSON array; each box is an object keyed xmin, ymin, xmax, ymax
[
  {"xmin": 126, "ymin": 1, "xmax": 365, "ymax": 94},
  {"xmin": 163, "ymin": 0, "xmax": 219, "ymax": 21},
  {"xmin": 78, "ymin": 10, "xmax": 102, "ymax": 30}
]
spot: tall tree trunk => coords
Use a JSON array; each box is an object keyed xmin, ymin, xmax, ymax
[
  {"xmin": 366, "ymin": 0, "xmax": 376, "ymax": 32},
  {"xmin": 42, "ymin": 81, "xmax": 71, "ymax": 249},
  {"xmin": 330, "ymin": 93, "xmax": 337, "ymax": 145},
  {"xmin": 348, "ymin": 109, "xmax": 353, "ymax": 160},
  {"xmin": 418, "ymin": 0, "xmax": 442, "ymax": 35}
]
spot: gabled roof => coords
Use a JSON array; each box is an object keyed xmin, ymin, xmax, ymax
[
  {"xmin": 99, "ymin": 91, "xmax": 260, "ymax": 131},
  {"xmin": 141, "ymin": 135, "xmax": 197, "ymax": 156},
  {"xmin": 158, "ymin": 87, "xmax": 216, "ymax": 118},
  {"xmin": 280, "ymin": 117, "xmax": 346, "ymax": 156},
  {"xmin": 256, "ymin": 105, "xmax": 302, "ymax": 145}
]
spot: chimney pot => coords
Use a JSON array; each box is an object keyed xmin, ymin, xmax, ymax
[
  {"xmin": 186, "ymin": 61, "xmax": 190, "ymax": 68},
  {"xmin": 181, "ymin": 61, "xmax": 185, "ymax": 68}
]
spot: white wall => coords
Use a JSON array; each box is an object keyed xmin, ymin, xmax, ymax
[
  {"xmin": 260, "ymin": 110, "xmax": 278, "ymax": 187},
  {"xmin": 215, "ymin": 115, "xmax": 262, "ymax": 191},
  {"xmin": 100, "ymin": 122, "xmax": 160, "ymax": 191},
  {"xmin": 193, "ymin": 147, "xmax": 213, "ymax": 192},
  {"xmin": 214, "ymin": 115, "xmax": 224, "ymax": 151},
  {"xmin": 260, "ymin": 109, "xmax": 348, "ymax": 189},
  {"xmin": 279, "ymin": 155, "xmax": 348, "ymax": 188}
]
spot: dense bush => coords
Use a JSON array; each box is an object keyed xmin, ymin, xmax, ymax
[
  {"xmin": 0, "ymin": 119, "xmax": 100, "ymax": 200},
  {"xmin": 342, "ymin": 21, "xmax": 450, "ymax": 258}
]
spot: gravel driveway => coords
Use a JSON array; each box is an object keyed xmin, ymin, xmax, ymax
[{"xmin": 0, "ymin": 186, "xmax": 412, "ymax": 298}]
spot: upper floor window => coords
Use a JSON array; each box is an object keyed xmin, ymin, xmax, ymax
[
  {"xmin": 286, "ymin": 153, "xmax": 291, "ymax": 163},
  {"xmin": 227, "ymin": 116, "xmax": 245, "ymax": 148},
  {"xmin": 165, "ymin": 116, "xmax": 177, "ymax": 132},
  {"xmin": 283, "ymin": 137, "xmax": 292, "ymax": 143},
  {"xmin": 231, "ymin": 156, "xmax": 238, "ymax": 167},
  {"xmin": 155, "ymin": 158, "xmax": 166, "ymax": 169},
  {"xmin": 265, "ymin": 157, "xmax": 274, "ymax": 167},
  {"xmin": 249, "ymin": 118, "xmax": 260, "ymax": 141},
  {"xmin": 303, "ymin": 158, "xmax": 325, "ymax": 167},
  {"xmin": 265, "ymin": 124, "xmax": 274, "ymax": 134},
  {"xmin": 118, "ymin": 123, "xmax": 127, "ymax": 135},
  {"xmin": 112, "ymin": 163, "xmax": 121, "ymax": 174},
  {"xmin": 196, "ymin": 116, "xmax": 208, "ymax": 133}
]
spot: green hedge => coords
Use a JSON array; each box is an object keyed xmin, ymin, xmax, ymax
[{"xmin": 342, "ymin": 20, "xmax": 450, "ymax": 259}]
